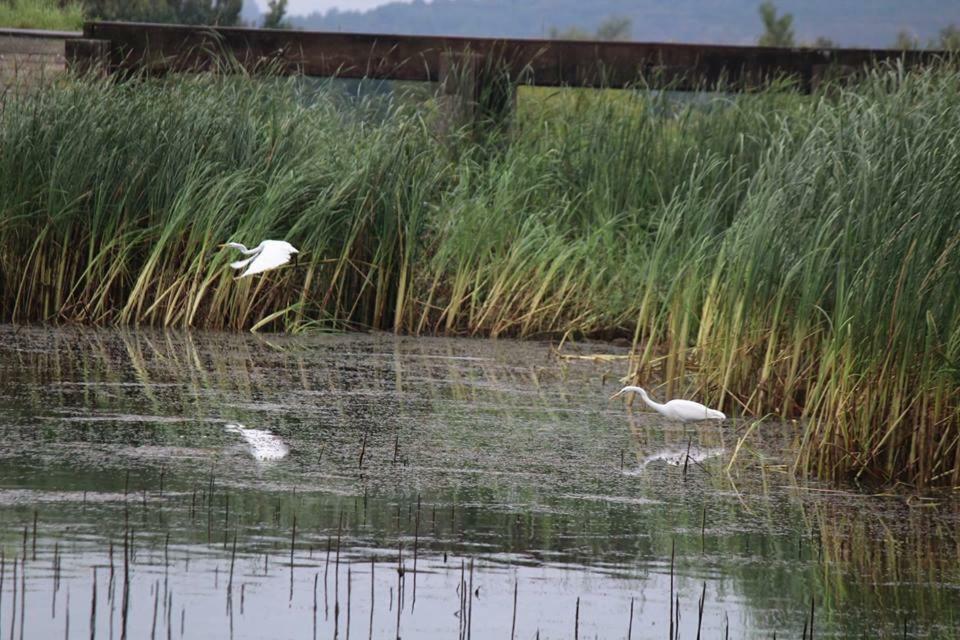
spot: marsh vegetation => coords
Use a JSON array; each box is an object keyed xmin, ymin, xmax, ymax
[{"xmin": 0, "ymin": 65, "xmax": 958, "ymax": 488}]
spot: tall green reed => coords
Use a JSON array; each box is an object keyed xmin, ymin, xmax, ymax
[{"xmin": 0, "ymin": 66, "xmax": 957, "ymax": 487}]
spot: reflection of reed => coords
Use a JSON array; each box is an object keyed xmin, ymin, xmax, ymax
[
  {"xmin": 1, "ymin": 324, "xmax": 624, "ymax": 460},
  {"xmin": 0, "ymin": 325, "xmax": 811, "ymax": 497},
  {"xmin": 812, "ymin": 498, "xmax": 960, "ymax": 634}
]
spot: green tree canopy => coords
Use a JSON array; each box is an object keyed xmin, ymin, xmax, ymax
[
  {"xmin": 262, "ymin": 0, "xmax": 290, "ymax": 29},
  {"xmin": 893, "ymin": 29, "xmax": 918, "ymax": 50},
  {"xmin": 549, "ymin": 16, "xmax": 632, "ymax": 41},
  {"xmin": 938, "ymin": 24, "xmax": 960, "ymax": 50},
  {"xmin": 595, "ymin": 16, "xmax": 631, "ymax": 41},
  {"xmin": 891, "ymin": 24, "xmax": 959, "ymax": 50},
  {"xmin": 757, "ymin": 1, "xmax": 794, "ymax": 47}
]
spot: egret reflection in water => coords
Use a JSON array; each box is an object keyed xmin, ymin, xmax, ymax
[
  {"xmin": 635, "ymin": 446, "xmax": 726, "ymax": 470},
  {"xmin": 225, "ymin": 423, "xmax": 290, "ymax": 460}
]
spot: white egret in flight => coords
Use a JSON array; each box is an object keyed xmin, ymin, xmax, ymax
[
  {"xmin": 221, "ymin": 240, "xmax": 299, "ymax": 278},
  {"xmin": 610, "ymin": 386, "xmax": 725, "ymax": 422}
]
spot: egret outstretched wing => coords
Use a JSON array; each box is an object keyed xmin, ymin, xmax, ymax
[
  {"xmin": 223, "ymin": 240, "xmax": 299, "ymax": 278},
  {"xmin": 230, "ymin": 256, "xmax": 256, "ymax": 271}
]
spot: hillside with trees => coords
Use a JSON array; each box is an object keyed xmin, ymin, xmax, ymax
[{"xmin": 287, "ymin": 0, "xmax": 958, "ymax": 48}]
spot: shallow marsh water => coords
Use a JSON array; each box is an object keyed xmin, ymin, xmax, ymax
[{"xmin": 0, "ymin": 325, "xmax": 957, "ymax": 639}]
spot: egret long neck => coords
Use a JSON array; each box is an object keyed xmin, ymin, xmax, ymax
[
  {"xmin": 226, "ymin": 242, "xmax": 257, "ymax": 254},
  {"xmin": 635, "ymin": 389, "xmax": 667, "ymax": 414}
]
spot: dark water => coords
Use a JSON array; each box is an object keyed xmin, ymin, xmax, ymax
[{"xmin": 0, "ymin": 325, "xmax": 957, "ymax": 639}]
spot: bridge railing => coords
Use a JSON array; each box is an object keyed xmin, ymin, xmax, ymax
[{"xmin": 64, "ymin": 21, "xmax": 947, "ymax": 125}]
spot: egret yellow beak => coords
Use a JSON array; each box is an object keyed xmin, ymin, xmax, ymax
[{"xmin": 609, "ymin": 390, "xmax": 625, "ymax": 401}]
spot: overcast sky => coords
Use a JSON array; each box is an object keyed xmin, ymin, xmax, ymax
[{"xmin": 252, "ymin": 0, "xmax": 398, "ymax": 14}]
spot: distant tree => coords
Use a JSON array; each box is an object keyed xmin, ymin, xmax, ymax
[
  {"xmin": 85, "ymin": 0, "xmax": 242, "ymax": 25},
  {"xmin": 548, "ymin": 25, "xmax": 592, "ymax": 40},
  {"xmin": 595, "ymin": 16, "xmax": 632, "ymax": 41},
  {"xmin": 262, "ymin": 0, "xmax": 289, "ymax": 28},
  {"xmin": 812, "ymin": 36, "xmax": 835, "ymax": 48},
  {"xmin": 936, "ymin": 23, "xmax": 960, "ymax": 50},
  {"xmin": 893, "ymin": 29, "xmax": 918, "ymax": 50},
  {"xmin": 890, "ymin": 25, "xmax": 959, "ymax": 50},
  {"xmin": 549, "ymin": 16, "xmax": 631, "ymax": 41},
  {"xmin": 757, "ymin": 1, "xmax": 794, "ymax": 47}
]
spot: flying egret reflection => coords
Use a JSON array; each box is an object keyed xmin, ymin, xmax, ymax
[
  {"xmin": 220, "ymin": 240, "xmax": 299, "ymax": 278},
  {"xmin": 610, "ymin": 386, "xmax": 725, "ymax": 422},
  {"xmin": 225, "ymin": 423, "xmax": 289, "ymax": 461}
]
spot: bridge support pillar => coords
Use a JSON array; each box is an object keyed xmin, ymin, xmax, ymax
[{"xmin": 438, "ymin": 50, "xmax": 516, "ymax": 134}]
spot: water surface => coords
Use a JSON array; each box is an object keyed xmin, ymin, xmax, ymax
[{"xmin": 0, "ymin": 326, "xmax": 957, "ymax": 638}]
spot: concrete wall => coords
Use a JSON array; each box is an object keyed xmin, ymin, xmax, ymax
[{"xmin": 0, "ymin": 28, "xmax": 80, "ymax": 87}]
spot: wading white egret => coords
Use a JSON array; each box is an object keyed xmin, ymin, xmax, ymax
[
  {"xmin": 610, "ymin": 386, "xmax": 725, "ymax": 422},
  {"xmin": 220, "ymin": 240, "xmax": 299, "ymax": 278}
]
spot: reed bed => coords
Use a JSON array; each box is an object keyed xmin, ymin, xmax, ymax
[{"xmin": 0, "ymin": 66, "xmax": 958, "ymax": 487}]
